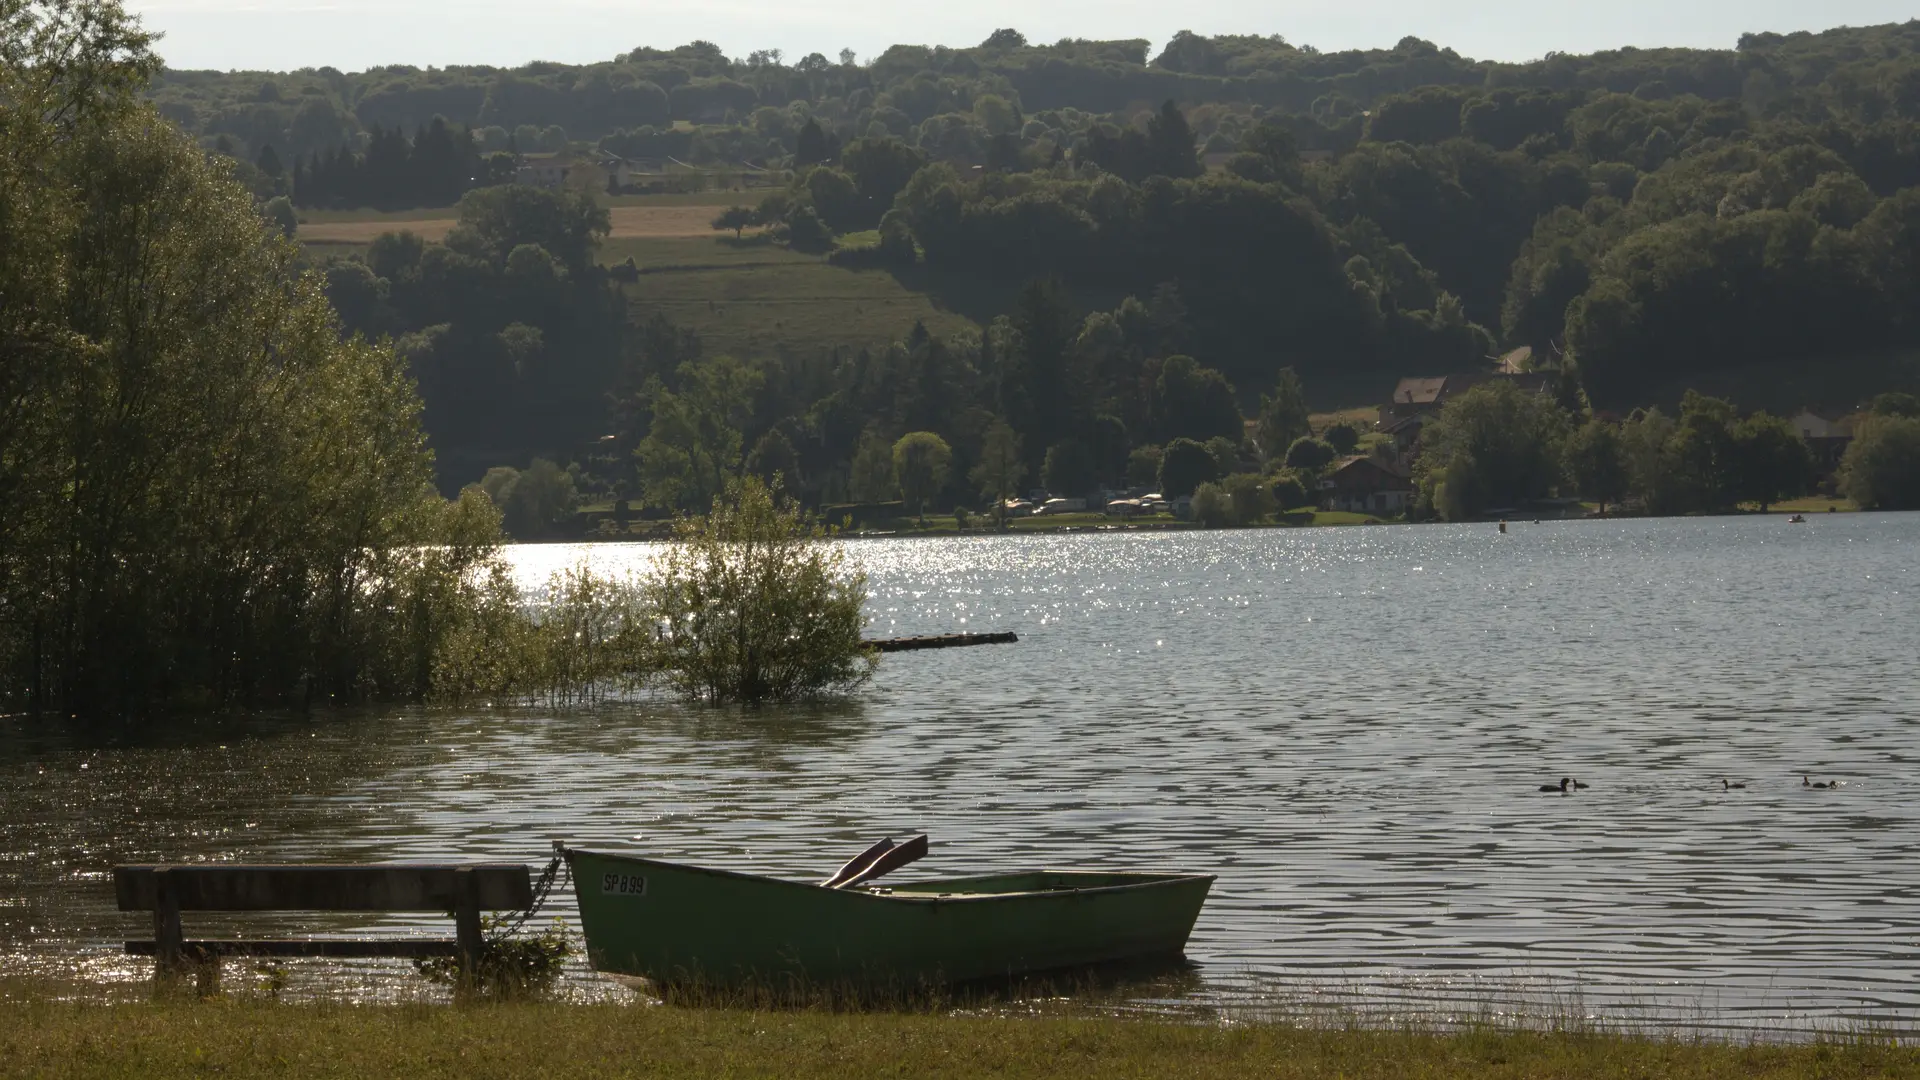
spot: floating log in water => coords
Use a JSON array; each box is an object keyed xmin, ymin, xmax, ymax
[{"xmin": 866, "ymin": 631, "xmax": 1018, "ymax": 653}]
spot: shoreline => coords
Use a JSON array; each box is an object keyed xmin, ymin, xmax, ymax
[
  {"xmin": 536, "ymin": 501, "xmax": 1870, "ymax": 545},
  {"xmin": 3, "ymin": 994, "xmax": 1914, "ymax": 1078}
]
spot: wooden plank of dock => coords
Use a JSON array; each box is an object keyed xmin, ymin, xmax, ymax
[{"xmin": 866, "ymin": 632, "xmax": 1018, "ymax": 653}]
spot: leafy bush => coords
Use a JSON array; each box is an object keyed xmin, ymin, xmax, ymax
[
  {"xmin": 1269, "ymin": 473, "xmax": 1311, "ymax": 511},
  {"xmin": 1192, "ymin": 482, "xmax": 1232, "ymax": 528},
  {"xmin": 644, "ymin": 477, "xmax": 876, "ymax": 705},
  {"xmin": 1284, "ymin": 437, "xmax": 1337, "ymax": 471},
  {"xmin": 1127, "ymin": 445, "xmax": 1164, "ymax": 487},
  {"xmin": 1158, "ymin": 438, "xmax": 1219, "ymax": 497},
  {"xmin": 1222, "ymin": 473, "xmax": 1277, "ymax": 524},
  {"xmin": 415, "ymin": 916, "xmax": 571, "ymax": 999},
  {"xmin": 1840, "ymin": 416, "xmax": 1920, "ymax": 510}
]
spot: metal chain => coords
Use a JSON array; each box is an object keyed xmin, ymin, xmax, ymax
[{"xmin": 487, "ymin": 844, "xmax": 570, "ymax": 944}]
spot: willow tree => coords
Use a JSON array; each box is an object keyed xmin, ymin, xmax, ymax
[{"xmin": 1, "ymin": 0, "xmax": 501, "ymax": 716}]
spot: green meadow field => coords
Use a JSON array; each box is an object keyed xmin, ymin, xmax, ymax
[{"xmin": 297, "ymin": 203, "xmax": 986, "ymax": 357}]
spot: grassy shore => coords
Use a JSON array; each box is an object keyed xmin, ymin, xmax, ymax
[{"xmin": 0, "ymin": 997, "xmax": 1911, "ymax": 1079}]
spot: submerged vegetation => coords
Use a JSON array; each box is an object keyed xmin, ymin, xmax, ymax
[
  {"xmin": 434, "ymin": 478, "xmax": 876, "ymax": 708},
  {"xmin": 643, "ymin": 477, "xmax": 876, "ymax": 706}
]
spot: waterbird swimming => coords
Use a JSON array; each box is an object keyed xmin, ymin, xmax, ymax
[
  {"xmin": 1803, "ymin": 774, "xmax": 1833, "ymax": 789},
  {"xmin": 1572, "ymin": 779, "xmax": 1590, "ymax": 789},
  {"xmin": 1540, "ymin": 777, "xmax": 1570, "ymax": 793},
  {"xmin": 1724, "ymin": 779, "xmax": 1746, "ymax": 790}
]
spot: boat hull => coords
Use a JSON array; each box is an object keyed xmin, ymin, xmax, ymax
[{"xmin": 564, "ymin": 848, "xmax": 1213, "ymax": 989}]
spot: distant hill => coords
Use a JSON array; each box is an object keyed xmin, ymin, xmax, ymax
[{"xmin": 153, "ymin": 23, "xmax": 1920, "ymax": 167}]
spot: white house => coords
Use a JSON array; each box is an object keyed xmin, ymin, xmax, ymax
[
  {"xmin": 1791, "ymin": 408, "xmax": 1858, "ymax": 471},
  {"xmin": 1790, "ymin": 409, "xmax": 1853, "ymax": 440},
  {"xmin": 514, "ymin": 156, "xmax": 573, "ymax": 188}
]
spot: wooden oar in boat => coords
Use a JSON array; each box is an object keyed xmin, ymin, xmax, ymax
[
  {"xmin": 834, "ymin": 834, "xmax": 929, "ymax": 890},
  {"xmin": 821, "ymin": 837, "xmax": 896, "ymax": 888}
]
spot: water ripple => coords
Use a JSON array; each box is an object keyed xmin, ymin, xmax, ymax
[{"xmin": 3, "ymin": 514, "xmax": 1918, "ymax": 1032}]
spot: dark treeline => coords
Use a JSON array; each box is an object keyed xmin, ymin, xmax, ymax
[
  {"xmin": 152, "ymin": 22, "xmax": 1920, "ymax": 169},
  {"xmin": 291, "ymin": 118, "xmax": 501, "ymax": 209},
  {"xmin": 319, "ymin": 184, "xmax": 628, "ymax": 482}
]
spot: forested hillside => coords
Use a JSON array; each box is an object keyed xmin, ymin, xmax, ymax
[{"xmin": 177, "ymin": 22, "xmax": 1920, "ymax": 523}]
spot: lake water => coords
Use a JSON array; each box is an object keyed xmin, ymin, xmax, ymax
[{"xmin": 5, "ymin": 514, "xmax": 1919, "ymax": 1033}]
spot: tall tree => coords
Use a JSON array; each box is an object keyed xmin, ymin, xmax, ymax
[
  {"xmin": 892, "ymin": 432, "xmax": 953, "ymax": 519},
  {"xmin": 1007, "ymin": 279, "xmax": 1085, "ymax": 472},
  {"xmin": 849, "ymin": 428, "xmax": 897, "ymax": 502},
  {"xmin": 1145, "ymin": 99, "xmax": 1202, "ymax": 179},
  {"xmin": 969, "ymin": 418, "xmax": 1025, "ymax": 505},
  {"xmin": 1564, "ymin": 416, "xmax": 1629, "ymax": 515},
  {"xmin": 1415, "ymin": 382, "xmax": 1569, "ymax": 520},
  {"xmin": 632, "ymin": 356, "xmax": 762, "ymax": 511},
  {"xmin": 1158, "ymin": 438, "xmax": 1219, "ymax": 498},
  {"xmin": 1673, "ymin": 391, "xmax": 1740, "ymax": 512},
  {"xmin": 1042, "ymin": 439, "xmax": 1097, "ymax": 498},
  {"xmin": 1256, "ymin": 368, "xmax": 1312, "ymax": 466},
  {"xmin": 794, "ymin": 117, "xmax": 835, "ymax": 166},
  {"xmin": 1150, "ymin": 355, "xmax": 1243, "ymax": 444},
  {"xmin": 1840, "ymin": 416, "xmax": 1920, "ymax": 510},
  {"xmin": 1733, "ymin": 412, "xmax": 1812, "ymax": 512}
]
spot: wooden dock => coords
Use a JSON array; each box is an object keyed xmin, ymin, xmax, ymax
[{"xmin": 866, "ymin": 631, "xmax": 1018, "ymax": 653}]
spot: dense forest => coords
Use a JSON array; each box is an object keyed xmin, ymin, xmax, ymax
[{"xmin": 160, "ymin": 21, "xmax": 1920, "ymax": 525}]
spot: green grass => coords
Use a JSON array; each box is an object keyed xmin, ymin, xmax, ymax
[
  {"xmin": 597, "ymin": 235, "xmax": 818, "ymax": 270},
  {"xmin": 1301, "ymin": 510, "xmax": 1387, "ymax": 526},
  {"xmin": 620, "ymin": 258, "xmax": 978, "ymax": 358},
  {"xmin": 295, "ymin": 241, "xmax": 364, "ymax": 264},
  {"xmin": 296, "ymin": 205, "xmax": 462, "ymax": 225},
  {"xmin": 0, "ymin": 996, "xmax": 1912, "ymax": 1079},
  {"xmin": 296, "ymin": 190, "xmax": 753, "ymax": 226},
  {"xmin": 604, "ymin": 190, "xmax": 765, "ymax": 209},
  {"xmin": 1310, "ymin": 406, "xmax": 1381, "ymax": 433},
  {"xmin": 1751, "ymin": 496, "xmax": 1859, "ymax": 514}
]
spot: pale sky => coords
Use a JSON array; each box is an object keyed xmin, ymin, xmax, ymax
[{"xmin": 130, "ymin": 0, "xmax": 1918, "ymax": 73}]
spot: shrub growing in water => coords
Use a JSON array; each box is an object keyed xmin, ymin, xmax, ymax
[
  {"xmin": 644, "ymin": 478, "xmax": 876, "ymax": 705},
  {"xmin": 432, "ymin": 561, "xmax": 655, "ymax": 707}
]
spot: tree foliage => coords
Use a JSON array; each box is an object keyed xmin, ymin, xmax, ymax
[
  {"xmin": 1564, "ymin": 416, "xmax": 1629, "ymax": 513},
  {"xmin": 1415, "ymin": 382, "xmax": 1569, "ymax": 520},
  {"xmin": 0, "ymin": 0, "xmax": 504, "ymax": 715},
  {"xmin": 119, "ymin": 18, "xmax": 1920, "ymax": 533},
  {"xmin": 1255, "ymin": 367, "xmax": 1311, "ymax": 465},
  {"xmin": 1840, "ymin": 415, "xmax": 1920, "ymax": 510},
  {"xmin": 892, "ymin": 431, "xmax": 953, "ymax": 516},
  {"xmin": 644, "ymin": 477, "xmax": 876, "ymax": 705},
  {"xmin": 1158, "ymin": 438, "xmax": 1219, "ymax": 497}
]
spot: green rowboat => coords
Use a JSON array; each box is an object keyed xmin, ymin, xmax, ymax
[{"xmin": 562, "ymin": 846, "xmax": 1214, "ymax": 990}]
